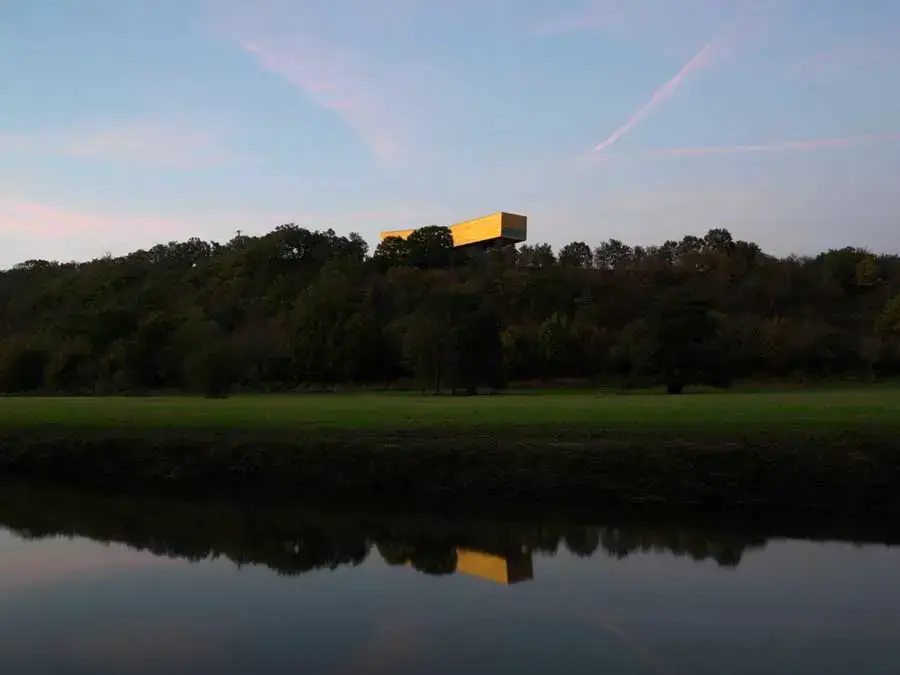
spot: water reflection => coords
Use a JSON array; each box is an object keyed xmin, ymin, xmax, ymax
[
  {"xmin": 3, "ymin": 486, "xmax": 900, "ymax": 675},
  {"xmin": 2, "ymin": 484, "xmax": 898, "ymax": 586},
  {"xmin": 0, "ymin": 485, "xmax": 784, "ymax": 584}
]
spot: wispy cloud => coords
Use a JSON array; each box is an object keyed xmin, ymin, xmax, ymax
[
  {"xmin": 594, "ymin": 40, "xmax": 722, "ymax": 152},
  {"xmin": 0, "ymin": 122, "xmax": 222, "ymax": 169},
  {"xmin": 239, "ymin": 39, "xmax": 405, "ymax": 165},
  {"xmin": 652, "ymin": 133, "xmax": 900, "ymax": 157},
  {"xmin": 207, "ymin": 1, "xmax": 412, "ymax": 166}
]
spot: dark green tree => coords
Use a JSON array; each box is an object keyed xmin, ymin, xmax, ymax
[
  {"xmin": 406, "ymin": 225, "xmax": 455, "ymax": 269},
  {"xmin": 558, "ymin": 241, "xmax": 593, "ymax": 268},
  {"xmin": 1, "ymin": 219, "xmax": 898, "ymax": 396},
  {"xmin": 876, "ymin": 294, "xmax": 900, "ymax": 340},
  {"xmin": 630, "ymin": 295, "xmax": 730, "ymax": 394},
  {"xmin": 373, "ymin": 235, "xmax": 411, "ymax": 270}
]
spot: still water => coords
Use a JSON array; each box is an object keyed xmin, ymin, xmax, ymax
[{"xmin": 1, "ymin": 488, "xmax": 900, "ymax": 675}]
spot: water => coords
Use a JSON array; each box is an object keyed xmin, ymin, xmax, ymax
[{"xmin": 2, "ymin": 489, "xmax": 900, "ymax": 674}]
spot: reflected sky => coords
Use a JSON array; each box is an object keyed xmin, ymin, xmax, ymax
[{"xmin": 1, "ymin": 503, "xmax": 900, "ymax": 674}]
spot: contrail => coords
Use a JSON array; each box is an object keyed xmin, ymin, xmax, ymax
[
  {"xmin": 653, "ymin": 132, "xmax": 900, "ymax": 157},
  {"xmin": 595, "ymin": 40, "xmax": 720, "ymax": 152}
]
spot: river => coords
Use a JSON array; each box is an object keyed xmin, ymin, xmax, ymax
[{"xmin": 1, "ymin": 487, "xmax": 899, "ymax": 674}]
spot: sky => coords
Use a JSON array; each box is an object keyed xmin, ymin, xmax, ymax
[{"xmin": 1, "ymin": 0, "xmax": 899, "ymax": 267}]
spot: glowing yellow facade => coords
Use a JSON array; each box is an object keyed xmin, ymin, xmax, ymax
[
  {"xmin": 380, "ymin": 212, "xmax": 527, "ymax": 249},
  {"xmin": 455, "ymin": 548, "xmax": 534, "ymax": 585},
  {"xmin": 399, "ymin": 546, "xmax": 534, "ymax": 585}
]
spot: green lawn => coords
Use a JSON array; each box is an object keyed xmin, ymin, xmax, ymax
[{"xmin": 2, "ymin": 387, "xmax": 899, "ymax": 435}]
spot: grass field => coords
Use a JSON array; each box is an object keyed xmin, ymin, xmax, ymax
[
  {"xmin": 2, "ymin": 387, "xmax": 900, "ymax": 517},
  {"xmin": 1, "ymin": 386, "xmax": 900, "ymax": 435}
]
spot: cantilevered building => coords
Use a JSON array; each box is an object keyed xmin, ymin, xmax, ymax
[
  {"xmin": 380, "ymin": 212, "xmax": 527, "ymax": 254},
  {"xmin": 454, "ymin": 547, "xmax": 534, "ymax": 585},
  {"xmin": 402, "ymin": 547, "xmax": 534, "ymax": 585}
]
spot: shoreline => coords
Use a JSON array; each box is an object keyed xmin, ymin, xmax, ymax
[
  {"xmin": 2, "ymin": 428, "xmax": 899, "ymax": 518},
  {"xmin": 2, "ymin": 482, "xmax": 900, "ymax": 580}
]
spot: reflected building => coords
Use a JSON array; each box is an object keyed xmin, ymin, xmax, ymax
[
  {"xmin": 400, "ymin": 545, "xmax": 534, "ymax": 584},
  {"xmin": 454, "ymin": 547, "xmax": 534, "ymax": 585}
]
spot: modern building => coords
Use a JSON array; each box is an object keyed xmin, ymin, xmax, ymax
[
  {"xmin": 399, "ymin": 545, "xmax": 534, "ymax": 585},
  {"xmin": 454, "ymin": 547, "xmax": 534, "ymax": 585},
  {"xmin": 380, "ymin": 212, "xmax": 527, "ymax": 254}
]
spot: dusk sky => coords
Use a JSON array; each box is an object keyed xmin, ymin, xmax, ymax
[{"xmin": 2, "ymin": 0, "xmax": 899, "ymax": 267}]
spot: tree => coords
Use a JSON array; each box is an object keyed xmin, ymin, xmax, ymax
[
  {"xmin": 593, "ymin": 239, "xmax": 632, "ymax": 270},
  {"xmin": 403, "ymin": 290, "xmax": 456, "ymax": 394},
  {"xmin": 43, "ymin": 336, "xmax": 93, "ymax": 392},
  {"xmin": 2, "ymin": 216, "xmax": 899, "ymax": 397},
  {"xmin": 183, "ymin": 339, "xmax": 235, "ymax": 397},
  {"xmin": 563, "ymin": 527, "xmax": 601, "ymax": 557},
  {"xmin": 558, "ymin": 241, "xmax": 592, "ymax": 268},
  {"xmin": 174, "ymin": 316, "xmax": 236, "ymax": 397},
  {"xmin": 0, "ymin": 338, "xmax": 49, "ymax": 393},
  {"xmin": 876, "ymin": 294, "xmax": 900, "ymax": 340},
  {"xmin": 538, "ymin": 312, "xmax": 577, "ymax": 377},
  {"xmin": 819, "ymin": 247, "xmax": 877, "ymax": 293},
  {"xmin": 531, "ymin": 243, "xmax": 557, "ymax": 268},
  {"xmin": 702, "ymin": 228, "xmax": 735, "ymax": 255},
  {"xmin": 403, "ymin": 283, "xmax": 503, "ymax": 394},
  {"xmin": 630, "ymin": 295, "xmax": 730, "ymax": 394},
  {"xmin": 454, "ymin": 297, "xmax": 505, "ymax": 393},
  {"xmin": 406, "ymin": 225, "xmax": 455, "ymax": 269},
  {"xmin": 376, "ymin": 540, "xmax": 457, "ymax": 576},
  {"xmin": 855, "ymin": 255, "xmax": 880, "ymax": 289},
  {"xmin": 373, "ymin": 236, "xmax": 411, "ymax": 270}
]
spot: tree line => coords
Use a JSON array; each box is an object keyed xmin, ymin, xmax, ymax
[
  {"xmin": 1, "ymin": 222, "xmax": 899, "ymax": 395},
  {"xmin": 0, "ymin": 486, "xmax": 764, "ymax": 573}
]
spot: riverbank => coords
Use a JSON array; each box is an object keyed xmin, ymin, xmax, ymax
[{"xmin": 1, "ymin": 389, "xmax": 899, "ymax": 517}]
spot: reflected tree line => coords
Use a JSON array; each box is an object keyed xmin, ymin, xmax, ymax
[
  {"xmin": 0, "ymin": 486, "xmax": 848, "ymax": 579},
  {"xmin": 2, "ymin": 224, "xmax": 900, "ymax": 395}
]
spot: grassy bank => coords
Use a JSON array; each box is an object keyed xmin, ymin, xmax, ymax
[
  {"xmin": 1, "ymin": 388, "xmax": 900, "ymax": 517},
  {"xmin": 2, "ymin": 386, "xmax": 900, "ymax": 433}
]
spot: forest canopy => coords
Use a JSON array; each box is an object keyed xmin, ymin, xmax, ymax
[{"xmin": 1, "ymin": 224, "xmax": 899, "ymax": 395}]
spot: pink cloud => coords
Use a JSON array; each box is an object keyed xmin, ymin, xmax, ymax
[
  {"xmin": 0, "ymin": 198, "xmax": 186, "ymax": 239},
  {"xmin": 0, "ymin": 195, "xmax": 454, "ymax": 266},
  {"xmin": 0, "ymin": 199, "xmax": 116, "ymax": 237},
  {"xmin": 652, "ymin": 133, "xmax": 900, "ymax": 157},
  {"xmin": 0, "ymin": 539, "xmax": 175, "ymax": 595},
  {"xmin": 0, "ymin": 123, "xmax": 222, "ymax": 169},
  {"xmin": 594, "ymin": 40, "xmax": 722, "ymax": 152}
]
